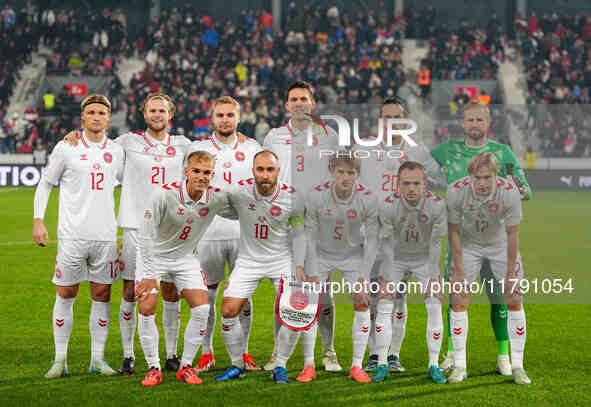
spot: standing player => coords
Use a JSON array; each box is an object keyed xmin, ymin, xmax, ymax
[
  {"xmin": 186, "ymin": 96, "xmax": 262, "ymax": 372},
  {"xmin": 373, "ymin": 161, "xmax": 447, "ymax": 384},
  {"xmin": 134, "ymin": 151, "xmax": 237, "ymax": 386},
  {"xmin": 356, "ymin": 97, "xmax": 442, "ymax": 373},
  {"xmin": 33, "ymin": 94, "xmax": 124, "ymax": 378},
  {"xmin": 263, "ymin": 81, "xmax": 341, "ymax": 371},
  {"xmin": 214, "ymin": 150, "xmax": 307, "ymax": 384},
  {"xmin": 430, "ymin": 100, "xmax": 532, "ymax": 375},
  {"xmin": 295, "ymin": 153, "xmax": 378, "ymax": 383},
  {"xmin": 64, "ymin": 93, "xmax": 192, "ymax": 374},
  {"xmin": 445, "ymin": 153, "xmax": 530, "ymax": 385}
]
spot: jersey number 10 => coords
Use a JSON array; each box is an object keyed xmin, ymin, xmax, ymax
[{"xmin": 255, "ymin": 223, "xmax": 269, "ymax": 240}]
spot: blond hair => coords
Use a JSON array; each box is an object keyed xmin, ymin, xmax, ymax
[
  {"xmin": 142, "ymin": 93, "xmax": 175, "ymax": 115},
  {"xmin": 462, "ymin": 99, "xmax": 490, "ymax": 118},
  {"xmin": 467, "ymin": 152, "xmax": 498, "ymax": 175},
  {"xmin": 81, "ymin": 94, "xmax": 111, "ymax": 112},
  {"xmin": 186, "ymin": 150, "xmax": 216, "ymax": 167},
  {"xmin": 329, "ymin": 150, "xmax": 361, "ymax": 173},
  {"xmin": 212, "ymin": 96, "xmax": 241, "ymax": 112}
]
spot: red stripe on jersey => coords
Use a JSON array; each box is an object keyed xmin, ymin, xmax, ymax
[
  {"xmin": 142, "ymin": 131, "xmax": 155, "ymax": 148},
  {"xmin": 80, "ymin": 134, "xmax": 89, "ymax": 148},
  {"xmin": 209, "ymin": 136, "xmax": 221, "ymax": 150}
]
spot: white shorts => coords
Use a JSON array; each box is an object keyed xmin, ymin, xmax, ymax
[
  {"xmin": 53, "ymin": 239, "xmax": 118, "ymax": 286},
  {"xmin": 223, "ymin": 258, "xmax": 288, "ymax": 299},
  {"xmin": 308, "ymin": 254, "xmax": 367, "ymax": 288},
  {"xmin": 460, "ymin": 245, "xmax": 524, "ymax": 283},
  {"xmin": 151, "ymin": 255, "xmax": 208, "ymax": 294},
  {"xmin": 383, "ymin": 259, "xmax": 438, "ymax": 295},
  {"xmin": 197, "ymin": 239, "xmax": 239, "ymax": 286},
  {"xmin": 119, "ymin": 228, "xmax": 139, "ymax": 282}
]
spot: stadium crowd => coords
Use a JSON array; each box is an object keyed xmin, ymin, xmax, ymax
[
  {"xmin": 124, "ymin": 4, "xmax": 410, "ymax": 140},
  {"xmin": 518, "ymin": 12, "xmax": 591, "ymax": 156}
]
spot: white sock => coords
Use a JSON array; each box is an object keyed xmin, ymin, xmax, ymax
[
  {"xmin": 221, "ymin": 316, "xmax": 244, "ymax": 368},
  {"xmin": 162, "ymin": 300, "xmax": 180, "ymax": 359},
  {"xmin": 389, "ymin": 295, "xmax": 407, "ymax": 357},
  {"xmin": 181, "ymin": 304, "xmax": 210, "ymax": 368},
  {"xmin": 367, "ymin": 295, "xmax": 378, "ymax": 355},
  {"xmin": 139, "ymin": 314, "xmax": 160, "ymax": 369},
  {"xmin": 272, "ymin": 301, "xmax": 280, "ymax": 355},
  {"xmin": 119, "ymin": 299, "xmax": 136, "ymax": 359},
  {"xmin": 203, "ymin": 287, "xmax": 219, "ymax": 354},
  {"xmin": 508, "ymin": 309, "xmax": 526, "ymax": 369},
  {"xmin": 301, "ymin": 322, "xmax": 318, "ymax": 366},
  {"xmin": 276, "ymin": 326, "xmax": 300, "ymax": 368},
  {"xmin": 90, "ymin": 300, "xmax": 110, "ymax": 362},
  {"xmin": 318, "ymin": 292, "xmax": 335, "ymax": 353},
  {"xmin": 375, "ymin": 300, "xmax": 393, "ymax": 365},
  {"xmin": 450, "ymin": 310, "xmax": 468, "ymax": 368},
  {"xmin": 239, "ymin": 298, "xmax": 253, "ymax": 354},
  {"xmin": 425, "ymin": 298, "xmax": 443, "ymax": 368},
  {"xmin": 352, "ymin": 310, "xmax": 371, "ymax": 368},
  {"xmin": 52, "ymin": 295, "xmax": 75, "ymax": 362}
]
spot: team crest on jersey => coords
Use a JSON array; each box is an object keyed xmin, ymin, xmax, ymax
[
  {"xmin": 177, "ymin": 208, "xmax": 185, "ymax": 215},
  {"xmin": 93, "ymin": 163, "xmax": 101, "ymax": 170},
  {"xmin": 270, "ymin": 205, "xmax": 282, "ymax": 217},
  {"xmin": 346, "ymin": 209, "xmax": 357, "ymax": 219},
  {"xmin": 235, "ymin": 151, "xmax": 245, "ymax": 161},
  {"xmin": 166, "ymin": 146, "xmax": 176, "ymax": 156},
  {"xmin": 488, "ymin": 203, "xmax": 500, "ymax": 214},
  {"xmin": 199, "ymin": 208, "xmax": 209, "ymax": 217},
  {"xmin": 224, "ymin": 162, "xmax": 232, "ymax": 168},
  {"xmin": 103, "ymin": 152, "xmax": 112, "ymax": 163},
  {"xmin": 289, "ymin": 290, "xmax": 309, "ymax": 310},
  {"xmin": 419, "ymin": 214, "xmax": 429, "ymax": 223},
  {"xmin": 248, "ymin": 203, "xmax": 256, "ymax": 211}
]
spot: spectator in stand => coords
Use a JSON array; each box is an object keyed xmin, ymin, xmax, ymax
[{"xmin": 33, "ymin": 139, "xmax": 47, "ymax": 164}]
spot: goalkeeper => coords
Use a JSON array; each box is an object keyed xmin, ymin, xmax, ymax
[{"xmin": 430, "ymin": 100, "xmax": 532, "ymax": 375}]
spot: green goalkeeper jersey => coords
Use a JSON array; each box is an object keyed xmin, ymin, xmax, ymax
[{"xmin": 430, "ymin": 139, "xmax": 532, "ymax": 200}]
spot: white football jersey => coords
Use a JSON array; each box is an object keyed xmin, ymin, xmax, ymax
[
  {"xmin": 446, "ymin": 176, "xmax": 522, "ymax": 246},
  {"xmin": 228, "ymin": 178, "xmax": 304, "ymax": 265},
  {"xmin": 41, "ymin": 134, "xmax": 124, "ymax": 241},
  {"xmin": 305, "ymin": 181, "xmax": 378, "ymax": 270},
  {"xmin": 139, "ymin": 181, "xmax": 235, "ymax": 278},
  {"xmin": 116, "ymin": 131, "xmax": 191, "ymax": 229},
  {"xmin": 379, "ymin": 190, "xmax": 447, "ymax": 264},
  {"xmin": 187, "ymin": 133, "xmax": 262, "ymax": 240},
  {"xmin": 354, "ymin": 138, "xmax": 443, "ymax": 201},
  {"xmin": 263, "ymin": 119, "xmax": 339, "ymax": 195}
]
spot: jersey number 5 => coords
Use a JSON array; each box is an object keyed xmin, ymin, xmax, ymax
[{"xmin": 296, "ymin": 155, "xmax": 304, "ymax": 172}]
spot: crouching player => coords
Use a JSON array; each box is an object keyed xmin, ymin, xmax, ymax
[
  {"xmin": 293, "ymin": 152, "xmax": 378, "ymax": 383},
  {"xmin": 134, "ymin": 151, "xmax": 235, "ymax": 386},
  {"xmin": 446, "ymin": 152, "xmax": 530, "ymax": 385},
  {"xmin": 373, "ymin": 161, "xmax": 447, "ymax": 383}
]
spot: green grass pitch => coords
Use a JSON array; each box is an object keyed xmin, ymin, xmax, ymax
[{"xmin": 1, "ymin": 188, "xmax": 590, "ymax": 406}]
